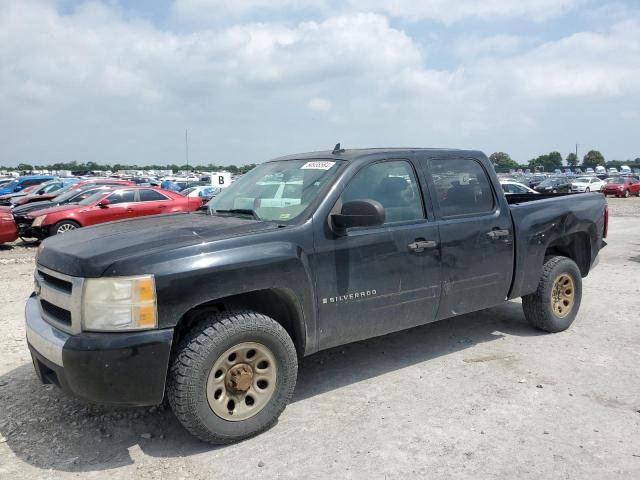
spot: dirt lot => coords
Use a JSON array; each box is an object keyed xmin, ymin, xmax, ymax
[{"xmin": 1, "ymin": 197, "xmax": 639, "ymax": 479}]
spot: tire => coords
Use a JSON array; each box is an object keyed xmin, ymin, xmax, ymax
[
  {"xmin": 168, "ymin": 310, "xmax": 298, "ymax": 444},
  {"xmin": 552, "ymin": 189, "xmax": 557, "ymax": 193},
  {"xmin": 51, "ymin": 220, "xmax": 80, "ymax": 236},
  {"xmin": 624, "ymin": 189, "xmax": 630, "ymax": 198},
  {"xmin": 522, "ymin": 256, "xmax": 582, "ymax": 333},
  {"xmin": 585, "ymin": 187, "xmax": 590, "ymax": 192}
]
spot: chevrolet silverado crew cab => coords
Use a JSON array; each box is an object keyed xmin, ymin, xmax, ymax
[{"xmin": 26, "ymin": 147, "xmax": 608, "ymax": 444}]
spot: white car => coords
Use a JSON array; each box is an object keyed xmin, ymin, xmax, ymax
[
  {"xmin": 181, "ymin": 185, "xmax": 220, "ymax": 199},
  {"xmin": 500, "ymin": 180, "xmax": 539, "ymax": 195},
  {"xmin": 570, "ymin": 176, "xmax": 605, "ymax": 193},
  {"xmin": 585, "ymin": 168, "xmax": 595, "ymax": 174},
  {"xmin": 608, "ymin": 167, "xmax": 619, "ymax": 174}
]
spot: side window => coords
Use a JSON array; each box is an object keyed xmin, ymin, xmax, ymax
[
  {"xmin": 107, "ymin": 190, "xmax": 136, "ymax": 204},
  {"xmin": 139, "ymin": 189, "xmax": 169, "ymax": 202},
  {"xmin": 21, "ymin": 180, "xmax": 42, "ymax": 187},
  {"xmin": 340, "ymin": 160, "xmax": 424, "ymax": 224},
  {"xmin": 430, "ymin": 159, "xmax": 495, "ymax": 217}
]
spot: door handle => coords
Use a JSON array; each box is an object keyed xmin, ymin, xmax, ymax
[
  {"xmin": 486, "ymin": 229, "xmax": 510, "ymax": 239},
  {"xmin": 408, "ymin": 239, "xmax": 438, "ymax": 253}
]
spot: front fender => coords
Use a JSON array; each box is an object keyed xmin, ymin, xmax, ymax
[{"xmin": 104, "ymin": 238, "xmax": 317, "ymax": 354}]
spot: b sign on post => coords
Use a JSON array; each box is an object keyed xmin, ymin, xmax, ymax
[{"xmin": 212, "ymin": 172, "xmax": 231, "ymax": 189}]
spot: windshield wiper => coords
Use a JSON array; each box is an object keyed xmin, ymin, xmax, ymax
[{"xmin": 214, "ymin": 208, "xmax": 261, "ymax": 220}]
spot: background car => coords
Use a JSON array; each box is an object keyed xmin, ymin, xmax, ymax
[
  {"xmin": 0, "ymin": 209, "xmax": 18, "ymax": 244},
  {"xmin": 601, "ymin": 176, "xmax": 640, "ymax": 198},
  {"xmin": 181, "ymin": 185, "xmax": 220, "ymax": 201},
  {"xmin": 500, "ymin": 180, "xmax": 539, "ymax": 194},
  {"xmin": 570, "ymin": 176, "xmax": 606, "ymax": 193},
  {"xmin": 25, "ymin": 187, "xmax": 203, "ymax": 238},
  {"xmin": 7, "ymin": 178, "xmax": 80, "ymax": 207},
  {"xmin": 12, "ymin": 185, "xmax": 119, "ymax": 243},
  {"xmin": 534, "ymin": 177, "xmax": 572, "ymax": 193},
  {"xmin": 0, "ymin": 175, "xmax": 56, "ymax": 195}
]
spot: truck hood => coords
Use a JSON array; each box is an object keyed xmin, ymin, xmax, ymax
[{"xmin": 37, "ymin": 213, "xmax": 278, "ymax": 277}]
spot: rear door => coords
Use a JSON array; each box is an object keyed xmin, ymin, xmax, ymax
[
  {"xmin": 422, "ymin": 156, "xmax": 514, "ymax": 319},
  {"xmin": 134, "ymin": 189, "xmax": 173, "ymax": 216},
  {"xmin": 312, "ymin": 158, "xmax": 442, "ymax": 350}
]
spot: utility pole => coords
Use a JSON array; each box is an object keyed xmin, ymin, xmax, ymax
[{"xmin": 185, "ymin": 128, "xmax": 189, "ymax": 172}]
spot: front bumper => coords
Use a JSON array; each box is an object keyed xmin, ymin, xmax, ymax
[{"xmin": 26, "ymin": 294, "xmax": 174, "ymax": 406}]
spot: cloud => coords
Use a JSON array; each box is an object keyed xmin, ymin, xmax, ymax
[
  {"xmin": 0, "ymin": 0, "xmax": 638, "ymax": 166},
  {"xmin": 307, "ymin": 97, "xmax": 332, "ymax": 111},
  {"xmin": 173, "ymin": 0, "xmax": 327, "ymax": 19},
  {"xmin": 453, "ymin": 34, "xmax": 529, "ymax": 58},
  {"xmin": 490, "ymin": 19, "xmax": 640, "ymax": 97}
]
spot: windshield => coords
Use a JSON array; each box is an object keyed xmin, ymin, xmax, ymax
[
  {"xmin": 573, "ymin": 178, "xmax": 590, "ymax": 183},
  {"xmin": 79, "ymin": 191, "xmax": 108, "ymax": 205},
  {"xmin": 538, "ymin": 179, "xmax": 560, "ymax": 187},
  {"xmin": 207, "ymin": 159, "xmax": 342, "ymax": 222}
]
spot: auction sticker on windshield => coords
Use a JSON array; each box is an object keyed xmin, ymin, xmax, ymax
[{"xmin": 301, "ymin": 161, "xmax": 335, "ymax": 170}]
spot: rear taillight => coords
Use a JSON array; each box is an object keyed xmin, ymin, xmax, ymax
[{"xmin": 603, "ymin": 205, "xmax": 609, "ymax": 238}]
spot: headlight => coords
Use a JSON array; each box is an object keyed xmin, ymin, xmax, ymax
[
  {"xmin": 32, "ymin": 215, "xmax": 47, "ymax": 227},
  {"xmin": 82, "ymin": 275, "xmax": 157, "ymax": 331}
]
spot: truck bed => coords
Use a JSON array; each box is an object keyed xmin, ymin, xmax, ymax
[
  {"xmin": 505, "ymin": 192, "xmax": 575, "ymax": 204},
  {"xmin": 507, "ymin": 192, "xmax": 606, "ymax": 299}
]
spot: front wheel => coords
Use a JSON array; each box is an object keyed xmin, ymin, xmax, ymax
[
  {"xmin": 168, "ymin": 310, "xmax": 298, "ymax": 444},
  {"xmin": 522, "ymin": 256, "xmax": 582, "ymax": 333},
  {"xmin": 585, "ymin": 187, "xmax": 590, "ymax": 192},
  {"xmin": 51, "ymin": 220, "xmax": 80, "ymax": 236},
  {"xmin": 624, "ymin": 189, "xmax": 630, "ymax": 198}
]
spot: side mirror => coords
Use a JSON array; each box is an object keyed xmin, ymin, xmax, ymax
[
  {"xmin": 97, "ymin": 199, "xmax": 110, "ymax": 208},
  {"xmin": 331, "ymin": 199, "xmax": 385, "ymax": 232}
]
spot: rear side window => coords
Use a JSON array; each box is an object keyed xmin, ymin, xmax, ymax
[
  {"xmin": 340, "ymin": 160, "xmax": 424, "ymax": 224},
  {"xmin": 21, "ymin": 179, "xmax": 44, "ymax": 187},
  {"xmin": 139, "ymin": 189, "xmax": 169, "ymax": 202},
  {"xmin": 430, "ymin": 159, "xmax": 495, "ymax": 217},
  {"xmin": 107, "ymin": 190, "xmax": 136, "ymax": 204}
]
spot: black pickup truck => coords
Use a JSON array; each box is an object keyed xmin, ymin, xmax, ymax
[{"xmin": 26, "ymin": 148, "xmax": 607, "ymax": 444}]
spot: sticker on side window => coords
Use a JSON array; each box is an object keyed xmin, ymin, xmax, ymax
[{"xmin": 301, "ymin": 161, "xmax": 335, "ymax": 170}]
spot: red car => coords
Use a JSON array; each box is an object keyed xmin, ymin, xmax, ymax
[
  {"xmin": 0, "ymin": 209, "xmax": 18, "ymax": 244},
  {"xmin": 25, "ymin": 187, "xmax": 203, "ymax": 238},
  {"xmin": 601, "ymin": 176, "xmax": 640, "ymax": 198},
  {"xmin": 11, "ymin": 178, "xmax": 134, "ymax": 207}
]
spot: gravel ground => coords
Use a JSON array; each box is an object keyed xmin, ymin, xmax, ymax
[{"xmin": 0, "ymin": 202, "xmax": 639, "ymax": 479}]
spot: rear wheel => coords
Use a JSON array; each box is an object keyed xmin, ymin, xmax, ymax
[
  {"xmin": 168, "ymin": 310, "xmax": 298, "ymax": 444},
  {"xmin": 522, "ymin": 256, "xmax": 582, "ymax": 333},
  {"xmin": 51, "ymin": 220, "xmax": 79, "ymax": 236}
]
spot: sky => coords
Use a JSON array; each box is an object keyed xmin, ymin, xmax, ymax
[{"xmin": 1, "ymin": 0, "xmax": 639, "ymax": 167}]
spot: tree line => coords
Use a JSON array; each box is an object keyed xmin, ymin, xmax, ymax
[
  {"xmin": 1, "ymin": 161, "xmax": 257, "ymax": 175},
  {"xmin": 489, "ymin": 151, "xmax": 640, "ymax": 171}
]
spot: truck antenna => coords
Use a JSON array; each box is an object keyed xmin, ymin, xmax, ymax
[{"xmin": 332, "ymin": 143, "xmax": 345, "ymax": 155}]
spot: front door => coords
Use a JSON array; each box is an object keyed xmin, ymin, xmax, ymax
[
  {"xmin": 422, "ymin": 156, "xmax": 514, "ymax": 319},
  {"xmin": 312, "ymin": 159, "xmax": 442, "ymax": 350},
  {"xmin": 84, "ymin": 189, "xmax": 137, "ymax": 226}
]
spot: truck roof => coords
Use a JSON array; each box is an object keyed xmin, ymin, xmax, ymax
[{"xmin": 271, "ymin": 148, "xmax": 486, "ymax": 163}]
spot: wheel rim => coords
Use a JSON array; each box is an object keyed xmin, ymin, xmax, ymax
[
  {"xmin": 551, "ymin": 273, "xmax": 575, "ymax": 318},
  {"xmin": 624, "ymin": 190, "xmax": 629, "ymax": 197},
  {"xmin": 56, "ymin": 223, "xmax": 76, "ymax": 234},
  {"xmin": 206, "ymin": 342, "xmax": 277, "ymax": 421},
  {"xmin": 585, "ymin": 188, "xmax": 590, "ymax": 192}
]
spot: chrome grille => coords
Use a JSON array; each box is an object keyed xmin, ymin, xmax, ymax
[{"xmin": 34, "ymin": 265, "xmax": 84, "ymax": 334}]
